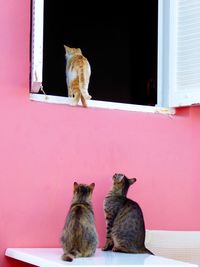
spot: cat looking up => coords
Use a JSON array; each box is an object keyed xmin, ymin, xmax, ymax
[
  {"xmin": 64, "ymin": 45, "xmax": 91, "ymax": 107},
  {"xmin": 103, "ymin": 173, "xmax": 153, "ymax": 254},
  {"xmin": 60, "ymin": 182, "xmax": 98, "ymax": 261}
]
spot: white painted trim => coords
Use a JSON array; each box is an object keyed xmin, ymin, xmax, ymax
[
  {"xmin": 157, "ymin": 0, "xmax": 172, "ymax": 107},
  {"xmin": 168, "ymin": 0, "xmax": 200, "ymax": 107},
  {"xmin": 168, "ymin": 0, "xmax": 178, "ymax": 108},
  {"xmin": 157, "ymin": 0, "xmax": 178, "ymax": 108},
  {"xmin": 30, "ymin": 94, "xmax": 176, "ymax": 115},
  {"xmin": 31, "ymin": 0, "xmax": 44, "ymax": 93},
  {"xmin": 157, "ymin": 0, "xmax": 165, "ymax": 107}
]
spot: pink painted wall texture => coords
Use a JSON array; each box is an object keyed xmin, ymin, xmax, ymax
[{"xmin": 0, "ymin": 1, "xmax": 200, "ymax": 266}]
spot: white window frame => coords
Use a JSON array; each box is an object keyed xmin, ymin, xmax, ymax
[
  {"xmin": 158, "ymin": 0, "xmax": 200, "ymax": 108},
  {"xmin": 31, "ymin": 0, "xmax": 44, "ymax": 93},
  {"xmin": 30, "ymin": 0, "xmax": 200, "ymax": 114}
]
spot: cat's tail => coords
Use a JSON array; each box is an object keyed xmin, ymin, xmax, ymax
[
  {"xmin": 62, "ymin": 253, "xmax": 74, "ymax": 262},
  {"xmin": 62, "ymin": 249, "xmax": 82, "ymax": 261},
  {"xmin": 143, "ymin": 247, "xmax": 154, "ymax": 255}
]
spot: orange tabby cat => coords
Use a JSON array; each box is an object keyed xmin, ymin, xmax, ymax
[{"xmin": 64, "ymin": 45, "xmax": 91, "ymax": 107}]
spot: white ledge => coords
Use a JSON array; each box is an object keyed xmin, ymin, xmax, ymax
[
  {"xmin": 30, "ymin": 93, "xmax": 176, "ymax": 115},
  {"xmin": 5, "ymin": 248, "xmax": 197, "ymax": 267}
]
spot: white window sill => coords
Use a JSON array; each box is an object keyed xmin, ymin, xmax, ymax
[{"xmin": 30, "ymin": 93, "xmax": 176, "ymax": 115}]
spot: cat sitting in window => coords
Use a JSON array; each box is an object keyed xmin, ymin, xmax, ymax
[{"xmin": 64, "ymin": 45, "xmax": 91, "ymax": 107}]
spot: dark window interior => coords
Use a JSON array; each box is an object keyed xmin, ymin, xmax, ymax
[{"xmin": 42, "ymin": 0, "xmax": 158, "ymax": 106}]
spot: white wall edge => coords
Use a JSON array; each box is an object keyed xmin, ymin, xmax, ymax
[{"xmin": 29, "ymin": 93, "xmax": 176, "ymax": 115}]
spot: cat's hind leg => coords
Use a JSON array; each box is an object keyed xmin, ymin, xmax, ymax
[
  {"xmin": 112, "ymin": 245, "xmax": 153, "ymax": 254},
  {"xmin": 111, "ymin": 236, "xmax": 131, "ymax": 253},
  {"xmin": 102, "ymin": 239, "xmax": 114, "ymax": 251},
  {"xmin": 81, "ymin": 95, "xmax": 87, "ymax": 108},
  {"xmin": 73, "ymin": 91, "xmax": 81, "ymax": 106},
  {"xmin": 112, "ymin": 236, "xmax": 140, "ymax": 254}
]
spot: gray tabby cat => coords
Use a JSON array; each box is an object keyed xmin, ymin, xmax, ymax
[
  {"xmin": 103, "ymin": 173, "xmax": 153, "ymax": 254},
  {"xmin": 61, "ymin": 182, "xmax": 98, "ymax": 261}
]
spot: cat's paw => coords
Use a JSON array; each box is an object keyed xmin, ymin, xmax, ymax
[
  {"xmin": 86, "ymin": 94, "xmax": 91, "ymax": 100},
  {"xmin": 102, "ymin": 242, "xmax": 113, "ymax": 251},
  {"xmin": 71, "ymin": 99, "xmax": 79, "ymax": 106},
  {"xmin": 112, "ymin": 246, "xmax": 125, "ymax": 252},
  {"xmin": 102, "ymin": 246, "xmax": 111, "ymax": 251}
]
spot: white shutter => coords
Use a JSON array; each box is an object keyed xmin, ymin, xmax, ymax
[
  {"xmin": 158, "ymin": 0, "xmax": 200, "ymax": 108},
  {"xmin": 31, "ymin": 0, "xmax": 44, "ymax": 93}
]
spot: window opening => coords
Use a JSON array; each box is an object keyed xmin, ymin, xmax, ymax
[{"xmin": 38, "ymin": 0, "xmax": 158, "ymax": 106}]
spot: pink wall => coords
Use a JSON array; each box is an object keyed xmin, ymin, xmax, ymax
[{"xmin": 0, "ymin": 1, "xmax": 200, "ymax": 266}]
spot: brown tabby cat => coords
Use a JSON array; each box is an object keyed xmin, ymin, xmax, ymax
[
  {"xmin": 60, "ymin": 182, "xmax": 98, "ymax": 261},
  {"xmin": 64, "ymin": 45, "xmax": 91, "ymax": 107},
  {"xmin": 103, "ymin": 173, "xmax": 153, "ymax": 254}
]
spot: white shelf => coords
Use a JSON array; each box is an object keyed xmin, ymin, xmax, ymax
[{"xmin": 5, "ymin": 248, "xmax": 197, "ymax": 267}]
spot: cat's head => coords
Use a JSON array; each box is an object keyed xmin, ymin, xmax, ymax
[
  {"xmin": 112, "ymin": 173, "xmax": 136, "ymax": 196},
  {"xmin": 73, "ymin": 182, "xmax": 95, "ymax": 202},
  {"xmin": 64, "ymin": 45, "xmax": 82, "ymax": 58},
  {"xmin": 113, "ymin": 173, "xmax": 136, "ymax": 185}
]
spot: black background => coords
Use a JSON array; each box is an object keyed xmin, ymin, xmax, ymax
[{"xmin": 42, "ymin": 0, "xmax": 157, "ymax": 105}]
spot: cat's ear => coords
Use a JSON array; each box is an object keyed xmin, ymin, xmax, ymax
[
  {"xmin": 89, "ymin": 183, "xmax": 95, "ymax": 191},
  {"xmin": 64, "ymin": 45, "xmax": 70, "ymax": 52},
  {"xmin": 129, "ymin": 178, "xmax": 137, "ymax": 185},
  {"xmin": 74, "ymin": 182, "xmax": 78, "ymax": 190}
]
